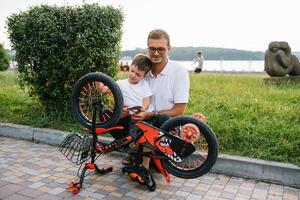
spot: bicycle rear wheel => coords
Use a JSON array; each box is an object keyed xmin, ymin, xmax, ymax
[{"xmin": 160, "ymin": 116, "xmax": 218, "ymax": 179}]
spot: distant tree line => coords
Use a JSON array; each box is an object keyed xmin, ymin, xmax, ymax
[
  {"xmin": 5, "ymin": 47, "xmax": 300, "ymax": 62},
  {"xmin": 122, "ymin": 47, "xmax": 266, "ymax": 60}
]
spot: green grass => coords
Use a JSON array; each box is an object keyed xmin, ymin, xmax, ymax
[
  {"xmin": 0, "ymin": 71, "xmax": 299, "ymax": 165},
  {"xmin": 188, "ymin": 73, "xmax": 300, "ymax": 165},
  {"xmin": 0, "ymin": 71, "xmax": 81, "ymax": 132}
]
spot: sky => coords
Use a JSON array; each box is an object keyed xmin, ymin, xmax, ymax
[{"xmin": 1, "ymin": 0, "xmax": 300, "ymax": 51}]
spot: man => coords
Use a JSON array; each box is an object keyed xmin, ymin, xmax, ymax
[
  {"xmin": 122, "ymin": 29, "xmax": 190, "ymax": 166},
  {"xmin": 131, "ymin": 29, "xmax": 190, "ymax": 124}
]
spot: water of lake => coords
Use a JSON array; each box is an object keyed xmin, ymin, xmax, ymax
[{"xmin": 178, "ymin": 60, "xmax": 264, "ymax": 72}]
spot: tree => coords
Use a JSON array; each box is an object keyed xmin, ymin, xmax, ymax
[
  {"xmin": 0, "ymin": 44, "xmax": 9, "ymax": 71},
  {"xmin": 7, "ymin": 4, "xmax": 123, "ymax": 113}
]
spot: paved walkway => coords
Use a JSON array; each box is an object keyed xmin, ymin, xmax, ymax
[{"xmin": 0, "ymin": 137, "xmax": 299, "ymax": 200}]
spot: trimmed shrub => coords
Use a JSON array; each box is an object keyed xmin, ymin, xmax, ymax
[
  {"xmin": 0, "ymin": 44, "xmax": 9, "ymax": 71},
  {"xmin": 7, "ymin": 4, "xmax": 123, "ymax": 112}
]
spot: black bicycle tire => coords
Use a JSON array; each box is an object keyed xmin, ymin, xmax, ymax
[
  {"xmin": 71, "ymin": 72, "xmax": 123, "ymax": 128},
  {"xmin": 160, "ymin": 116, "xmax": 218, "ymax": 179}
]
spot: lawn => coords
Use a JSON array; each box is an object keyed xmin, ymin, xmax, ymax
[
  {"xmin": 0, "ymin": 71, "xmax": 81, "ymax": 132},
  {"xmin": 0, "ymin": 71, "xmax": 299, "ymax": 165}
]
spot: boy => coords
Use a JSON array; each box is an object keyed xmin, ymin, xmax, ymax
[
  {"xmin": 110, "ymin": 54, "xmax": 153, "ymax": 168},
  {"xmin": 116, "ymin": 54, "xmax": 153, "ymax": 113}
]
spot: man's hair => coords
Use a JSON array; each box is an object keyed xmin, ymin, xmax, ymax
[
  {"xmin": 131, "ymin": 54, "xmax": 152, "ymax": 74},
  {"xmin": 147, "ymin": 29, "xmax": 170, "ymax": 46}
]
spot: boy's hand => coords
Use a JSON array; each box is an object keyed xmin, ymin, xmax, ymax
[
  {"xmin": 131, "ymin": 111, "xmax": 150, "ymax": 121},
  {"xmin": 121, "ymin": 106, "xmax": 129, "ymax": 118}
]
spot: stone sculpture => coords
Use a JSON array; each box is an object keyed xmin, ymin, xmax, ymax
[{"xmin": 264, "ymin": 41, "xmax": 300, "ymax": 77}]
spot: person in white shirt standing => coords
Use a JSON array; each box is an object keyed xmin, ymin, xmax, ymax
[{"xmin": 193, "ymin": 51, "xmax": 204, "ymax": 73}]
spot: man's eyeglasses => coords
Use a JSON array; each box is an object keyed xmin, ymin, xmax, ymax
[{"xmin": 148, "ymin": 47, "xmax": 167, "ymax": 54}]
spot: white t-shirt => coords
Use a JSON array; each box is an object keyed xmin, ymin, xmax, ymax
[
  {"xmin": 116, "ymin": 79, "xmax": 153, "ymax": 111},
  {"xmin": 195, "ymin": 56, "xmax": 204, "ymax": 68},
  {"xmin": 145, "ymin": 60, "xmax": 190, "ymax": 112}
]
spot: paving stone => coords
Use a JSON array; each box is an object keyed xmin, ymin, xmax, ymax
[
  {"xmin": 238, "ymin": 188, "xmax": 253, "ymax": 195},
  {"xmin": 224, "ymin": 186, "xmax": 239, "ymax": 194},
  {"xmin": 54, "ymin": 167, "xmax": 66, "ymax": 172},
  {"xmin": 47, "ymin": 187, "xmax": 65, "ymax": 195},
  {"xmin": 33, "ymin": 193, "xmax": 63, "ymax": 200},
  {"xmin": 0, "ymin": 183, "xmax": 25, "ymax": 199},
  {"xmin": 221, "ymin": 191, "xmax": 236, "ymax": 199},
  {"xmin": 3, "ymin": 193, "xmax": 32, "ymax": 200},
  {"xmin": 283, "ymin": 192, "xmax": 298, "ymax": 200},
  {"xmin": 207, "ymin": 189, "xmax": 222, "ymax": 197},
  {"xmin": 203, "ymin": 194, "xmax": 220, "ymax": 200},
  {"xmin": 109, "ymin": 191, "xmax": 123, "ymax": 197},
  {"xmin": 54, "ymin": 178, "xmax": 68, "ymax": 183},
  {"xmin": 235, "ymin": 193, "xmax": 250, "ymax": 200},
  {"xmin": 174, "ymin": 190, "xmax": 190, "ymax": 197},
  {"xmin": 126, "ymin": 191, "xmax": 140, "ymax": 198},
  {"xmin": 179, "ymin": 185, "xmax": 195, "ymax": 192},
  {"xmin": 267, "ymin": 194, "xmax": 282, "ymax": 200},
  {"xmin": 17, "ymin": 180, "xmax": 33, "ymax": 187},
  {"xmin": 17, "ymin": 188, "xmax": 44, "ymax": 198},
  {"xmin": 28, "ymin": 181, "xmax": 45, "ymax": 189},
  {"xmin": 0, "ymin": 180, "xmax": 9, "ymax": 187},
  {"xmin": 89, "ymin": 192, "xmax": 106, "ymax": 199},
  {"xmin": 1, "ymin": 176, "xmax": 17, "ymax": 182},
  {"xmin": 78, "ymin": 189, "xmax": 95, "ymax": 197},
  {"xmin": 187, "ymin": 193, "xmax": 203, "ymax": 200},
  {"xmin": 169, "ymin": 181, "xmax": 183, "ymax": 187}
]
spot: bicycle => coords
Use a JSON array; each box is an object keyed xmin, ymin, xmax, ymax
[{"xmin": 59, "ymin": 72, "xmax": 218, "ymax": 193}]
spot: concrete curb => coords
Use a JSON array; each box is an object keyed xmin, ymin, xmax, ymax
[{"xmin": 0, "ymin": 122, "xmax": 299, "ymax": 188}]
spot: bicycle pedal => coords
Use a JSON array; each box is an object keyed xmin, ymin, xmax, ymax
[
  {"xmin": 128, "ymin": 172, "xmax": 146, "ymax": 184},
  {"xmin": 66, "ymin": 182, "xmax": 81, "ymax": 195},
  {"xmin": 66, "ymin": 182, "xmax": 75, "ymax": 190}
]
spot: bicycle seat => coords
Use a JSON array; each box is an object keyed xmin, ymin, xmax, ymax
[{"xmin": 95, "ymin": 126, "xmax": 124, "ymax": 135}]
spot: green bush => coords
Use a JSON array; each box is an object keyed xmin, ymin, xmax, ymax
[
  {"xmin": 7, "ymin": 4, "xmax": 123, "ymax": 113},
  {"xmin": 0, "ymin": 44, "xmax": 9, "ymax": 71}
]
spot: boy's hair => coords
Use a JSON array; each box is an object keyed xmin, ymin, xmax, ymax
[
  {"xmin": 147, "ymin": 29, "xmax": 170, "ymax": 47},
  {"xmin": 131, "ymin": 54, "xmax": 152, "ymax": 74}
]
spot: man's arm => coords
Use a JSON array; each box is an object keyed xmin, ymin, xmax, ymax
[
  {"xmin": 131, "ymin": 103, "xmax": 186, "ymax": 121},
  {"xmin": 158, "ymin": 103, "xmax": 186, "ymax": 117}
]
